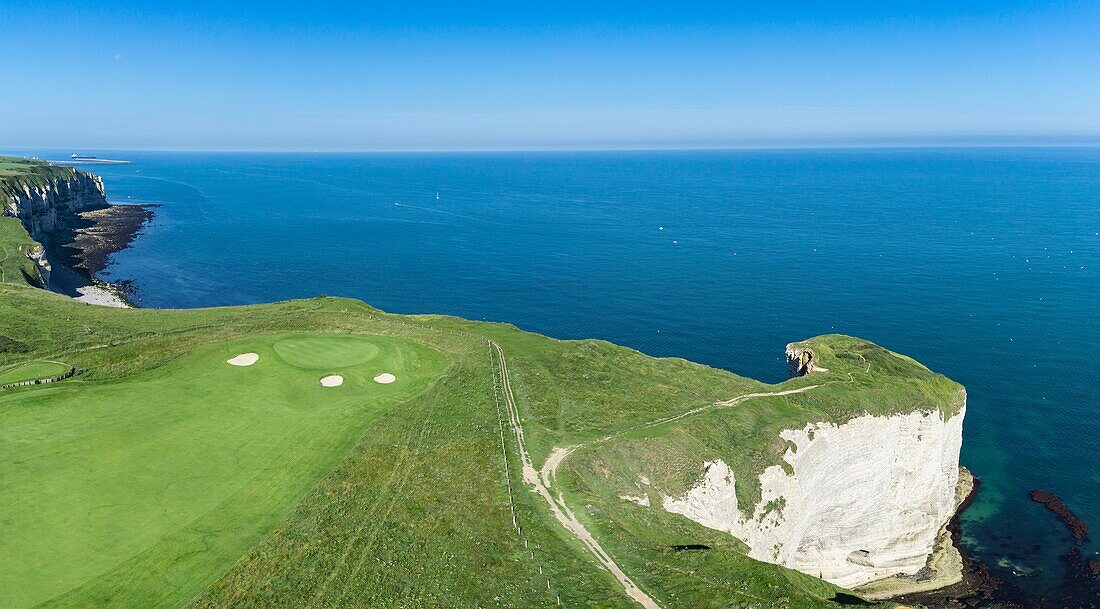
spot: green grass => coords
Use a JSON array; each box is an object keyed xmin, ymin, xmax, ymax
[
  {"xmin": 0, "ymin": 360, "xmax": 71, "ymax": 385},
  {"xmin": 548, "ymin": 333, "xmax": 965, "ymax": 576},
  {"xmin": 0, "ymin": 156, "xmax": 91, "ymax": 288},
  {"xmin": 272, "ymin": 334, "xmax": 382, "ymax": 369},
  {"xmin": 1, "ymin": 333, "xmax": 445, "ymax": 609},
  {"xmin": 0, "ymin": 208, "xmax": 962, "ymax": 609},
  {"xmin": 0, "ymin": 156, "xmax": 74, "ymax": 189},
  {"xmin": 0, "ymin": 217, "xmax": 45, "ymax": 287}
]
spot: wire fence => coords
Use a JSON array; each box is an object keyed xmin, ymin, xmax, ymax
[{"xmin": 489, "ymin": 341, "xmax": 565, "ymax": 607}]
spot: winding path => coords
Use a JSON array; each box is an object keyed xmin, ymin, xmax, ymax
[
  {"xmin": 490, "ymin": 341, "xmax": 859, "ymax": 609},
  {"xmin": 491, "ymin": 341, "xmax": 662, "ymax": 609},
  {"xmin": 540, "ymin": 382, "xmax": 823, "ymax": 486}
]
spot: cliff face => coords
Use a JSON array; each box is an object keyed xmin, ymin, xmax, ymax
[
  {"xmin": 786, "ymin": 344, "xmax": 827, "ymax": 376},
  {"xmin": 23, "ymin": 243, "xmax": 51, "ymax": 288},
  {"xmin": 1, "ymin": 168, "xmax": 108, "ymax": 243},
  {"xmin": 663, "ymin": 403, "xmax": 966, "ymax": 590}
]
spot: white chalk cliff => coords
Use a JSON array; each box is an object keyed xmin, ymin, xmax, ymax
[
  {"xmin": 2, "ymin": 167, "xmax": 107, "ymax": 287},
  {"xmin": 2, "ymin": 168, "xmax": 107, "ymax": 241},
  {"xmin": 662, "ymin": 404, "xmax": 965, "ymax": 590}
]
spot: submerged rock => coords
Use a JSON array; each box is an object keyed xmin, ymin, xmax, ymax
[{"xmin": 1029, "ymin": 490, "xmax": 1089, "ymax": 543}]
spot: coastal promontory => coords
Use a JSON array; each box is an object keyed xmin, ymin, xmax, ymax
[{"xmin": 1, "ymin": 159, "xmax": 972, "ymax": 609}]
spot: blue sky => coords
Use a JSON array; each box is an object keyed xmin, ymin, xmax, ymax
[{"xmin": 2, "ymin": 1, "xmax": 1099, "ymax": 150}]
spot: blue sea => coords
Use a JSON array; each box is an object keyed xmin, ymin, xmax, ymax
[{"xmin": 16, "ymin": 148, "xmax": 1100, "ymax": 603}]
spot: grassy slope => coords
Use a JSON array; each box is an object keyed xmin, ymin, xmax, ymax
[
  {"xmin": 0, "ymin": 206, "xmax": 960, "ymax": 609},
  {"xmin": 552, "ymin": 336, "xmax": 965, "ymax": 608},
  {"xmin": 0, "ymin": 217, "xmax": 45, "ymax": 286},
  {"xmin": 0, "ymin": 156, "xmax": 75, "ymax": 197}
]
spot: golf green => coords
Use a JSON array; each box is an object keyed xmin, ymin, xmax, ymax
[
  {"xmin": 273, "ymin": 335, "xmax": 381, "ymax": 369},
  {"xmin": 0, "ymin": 360, "xmax": 71, "ymax": 385},
  {"xmin": 0, "ymin": 332, "xmax": 446, "ymax": 609}
]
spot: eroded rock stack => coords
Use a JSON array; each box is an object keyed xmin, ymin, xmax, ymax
[{"xmin": 786, "ymin": 344, "xmax": 823, "ymax": 376}]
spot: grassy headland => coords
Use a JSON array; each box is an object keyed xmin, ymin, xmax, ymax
[
  {"xmin": 0, "ymin": 156, "xmax": 76, "ymax": 201},
  {"xmin": 0, "ymin": 161, "xmax": 963, "ymax": 609}
]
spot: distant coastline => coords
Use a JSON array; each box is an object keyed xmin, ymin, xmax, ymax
[
  {"xmin": 49, "ymin": 160, "xmax": 131, "ymax": 166},
  {"xmin": 0, "ymin": 156, "xmax": 151, "ymax": 307},
  {"xmin": 48, "ymin": 155, "xmax": 132, "ymax": 166}
]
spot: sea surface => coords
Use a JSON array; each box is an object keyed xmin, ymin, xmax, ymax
[{"xmin": 14, "ymin": 148, "xmax": 1100, "ymax": 604}]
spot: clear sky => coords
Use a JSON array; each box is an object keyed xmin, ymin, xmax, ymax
[{"xmin": 2, "ymin": 1, "xmax": 1099, "ymax": 151}]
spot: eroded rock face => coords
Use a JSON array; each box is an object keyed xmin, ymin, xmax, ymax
[
  {"xmin": 24, "ymin": 244, "xmax": 50, "ymax": 288},
  {"xmin": 786, "ymin": 344, "xmax": 825, "ymax": 376},
  {"xmin": 2, "ymin": 169, "xmax": 108, "ymax": 244},
  {"xmin": 663, "ymin": 403, "xmax": 966, "ymax": 589},
  {"xmin": 3, "ymin": 169, "xmax": 108, "ymax": 287}
]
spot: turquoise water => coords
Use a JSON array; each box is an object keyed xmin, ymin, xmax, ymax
[{"xmin": 20, "ymin": 148, "xmax": 1100, "ymax": 603}]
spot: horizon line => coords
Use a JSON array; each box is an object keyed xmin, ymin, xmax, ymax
[{"xmin": 8, "ymin": 141, "xmax": 1100, "ymax": 155}]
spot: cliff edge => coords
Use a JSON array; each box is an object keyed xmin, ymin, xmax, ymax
[
  {"xmin": 0, "ymin": 158, "xmax": 974, "ymax": 607},
  {"xmin": 563, "ymin": 334, "xmax": 968, "ymax": 600},
  {"xmin": 0, "ymin": 157, "xmax": 130, "ymax": 305},
  {"xmin": 667, "ymin": 337, "xmax": 966, "ymax": 590},
  {"xmin": 1, "ymin": 158, "xmax": 108, "ymax": 243},
  {"xmin": 663, "ymin": 406, "xmax": 965, "ymax": 590}
]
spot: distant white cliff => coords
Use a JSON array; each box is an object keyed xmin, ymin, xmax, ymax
[
  {"xmin": 2, "ymin": 167, "xmax": 107, "ymax": 289},
  {"xmin": 663, "ymin": 404, "xmax": 965, "ymax": 590},
  {"xmin": 2, "ymin": 168, "xmax": 107, "ymax": 241}
]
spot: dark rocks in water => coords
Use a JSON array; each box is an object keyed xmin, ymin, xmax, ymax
[
  {"xmin": 61, "ymin": 204, "xmax": 156, "ymax": 277},
  {"xmin": 1020, "ymin": 490, "xmax": 1100, "ymax": 608},
  {"xmin": 891, "ymin": 476, "xmax": 1027, "ymax": 609},
  {"xmin": 1057, "ymin": 548, "xmax": 1100, "ymax": 607},
  {"xmin": 111, "ymin": 278, "xmax": 139, "ymax": 298},
  {"xmin": 40, "ymin": 203, "xmax": 156, "ymax": 302},
  {"xmin": 1029, "ymin": 490, "xmax": 1089, "ymax": 543}
]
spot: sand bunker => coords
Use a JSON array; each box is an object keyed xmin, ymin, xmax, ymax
[
  {"xmin": 319, "ymin": 375, "xmax": 344, "ymax": 387},
  {"xmin": 227, "ymin": 353, "xmax": 259, "ymax": 366},
  {"xmin": 373, "ymin": 373, "xmax": 397, "ymax": 384}
]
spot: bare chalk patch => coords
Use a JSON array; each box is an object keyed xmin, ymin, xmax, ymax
[
  {"xmin": 319, "ymin": 375, "xmax": 344, "ymax": 387},
  {"xmin": 620, "ymin": 494, "xmax": 651, "ymax": 507},
  {"xmin": 227, "ymin": 353, "xmax": 259, "ymax": 367},
  {"xmin": 373, "ymin": 373, "xmax": 397, "ymax": 384}
]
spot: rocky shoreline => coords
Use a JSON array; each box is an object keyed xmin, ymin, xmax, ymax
[
  {"xmin": 885, "ymin": 473, "xmax": 1016, "ymax": 608},
  {"xmin": 46, "ymin": 202, "xmax": 155, "ymax": 306},
  {"xmin": 60, "ymin": 204, "xmax": 156, "ymax": 279},
  {"xmin": 2, "ymin": 162, "xmax": 154, "ymax": 307},
  {"xmin": 889, "ymin": 484, "xmax": 1099, "ymax": 609},
  {"xmin": 856, "ymin": 468, "xmax": 975, "ymax": 601}
]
